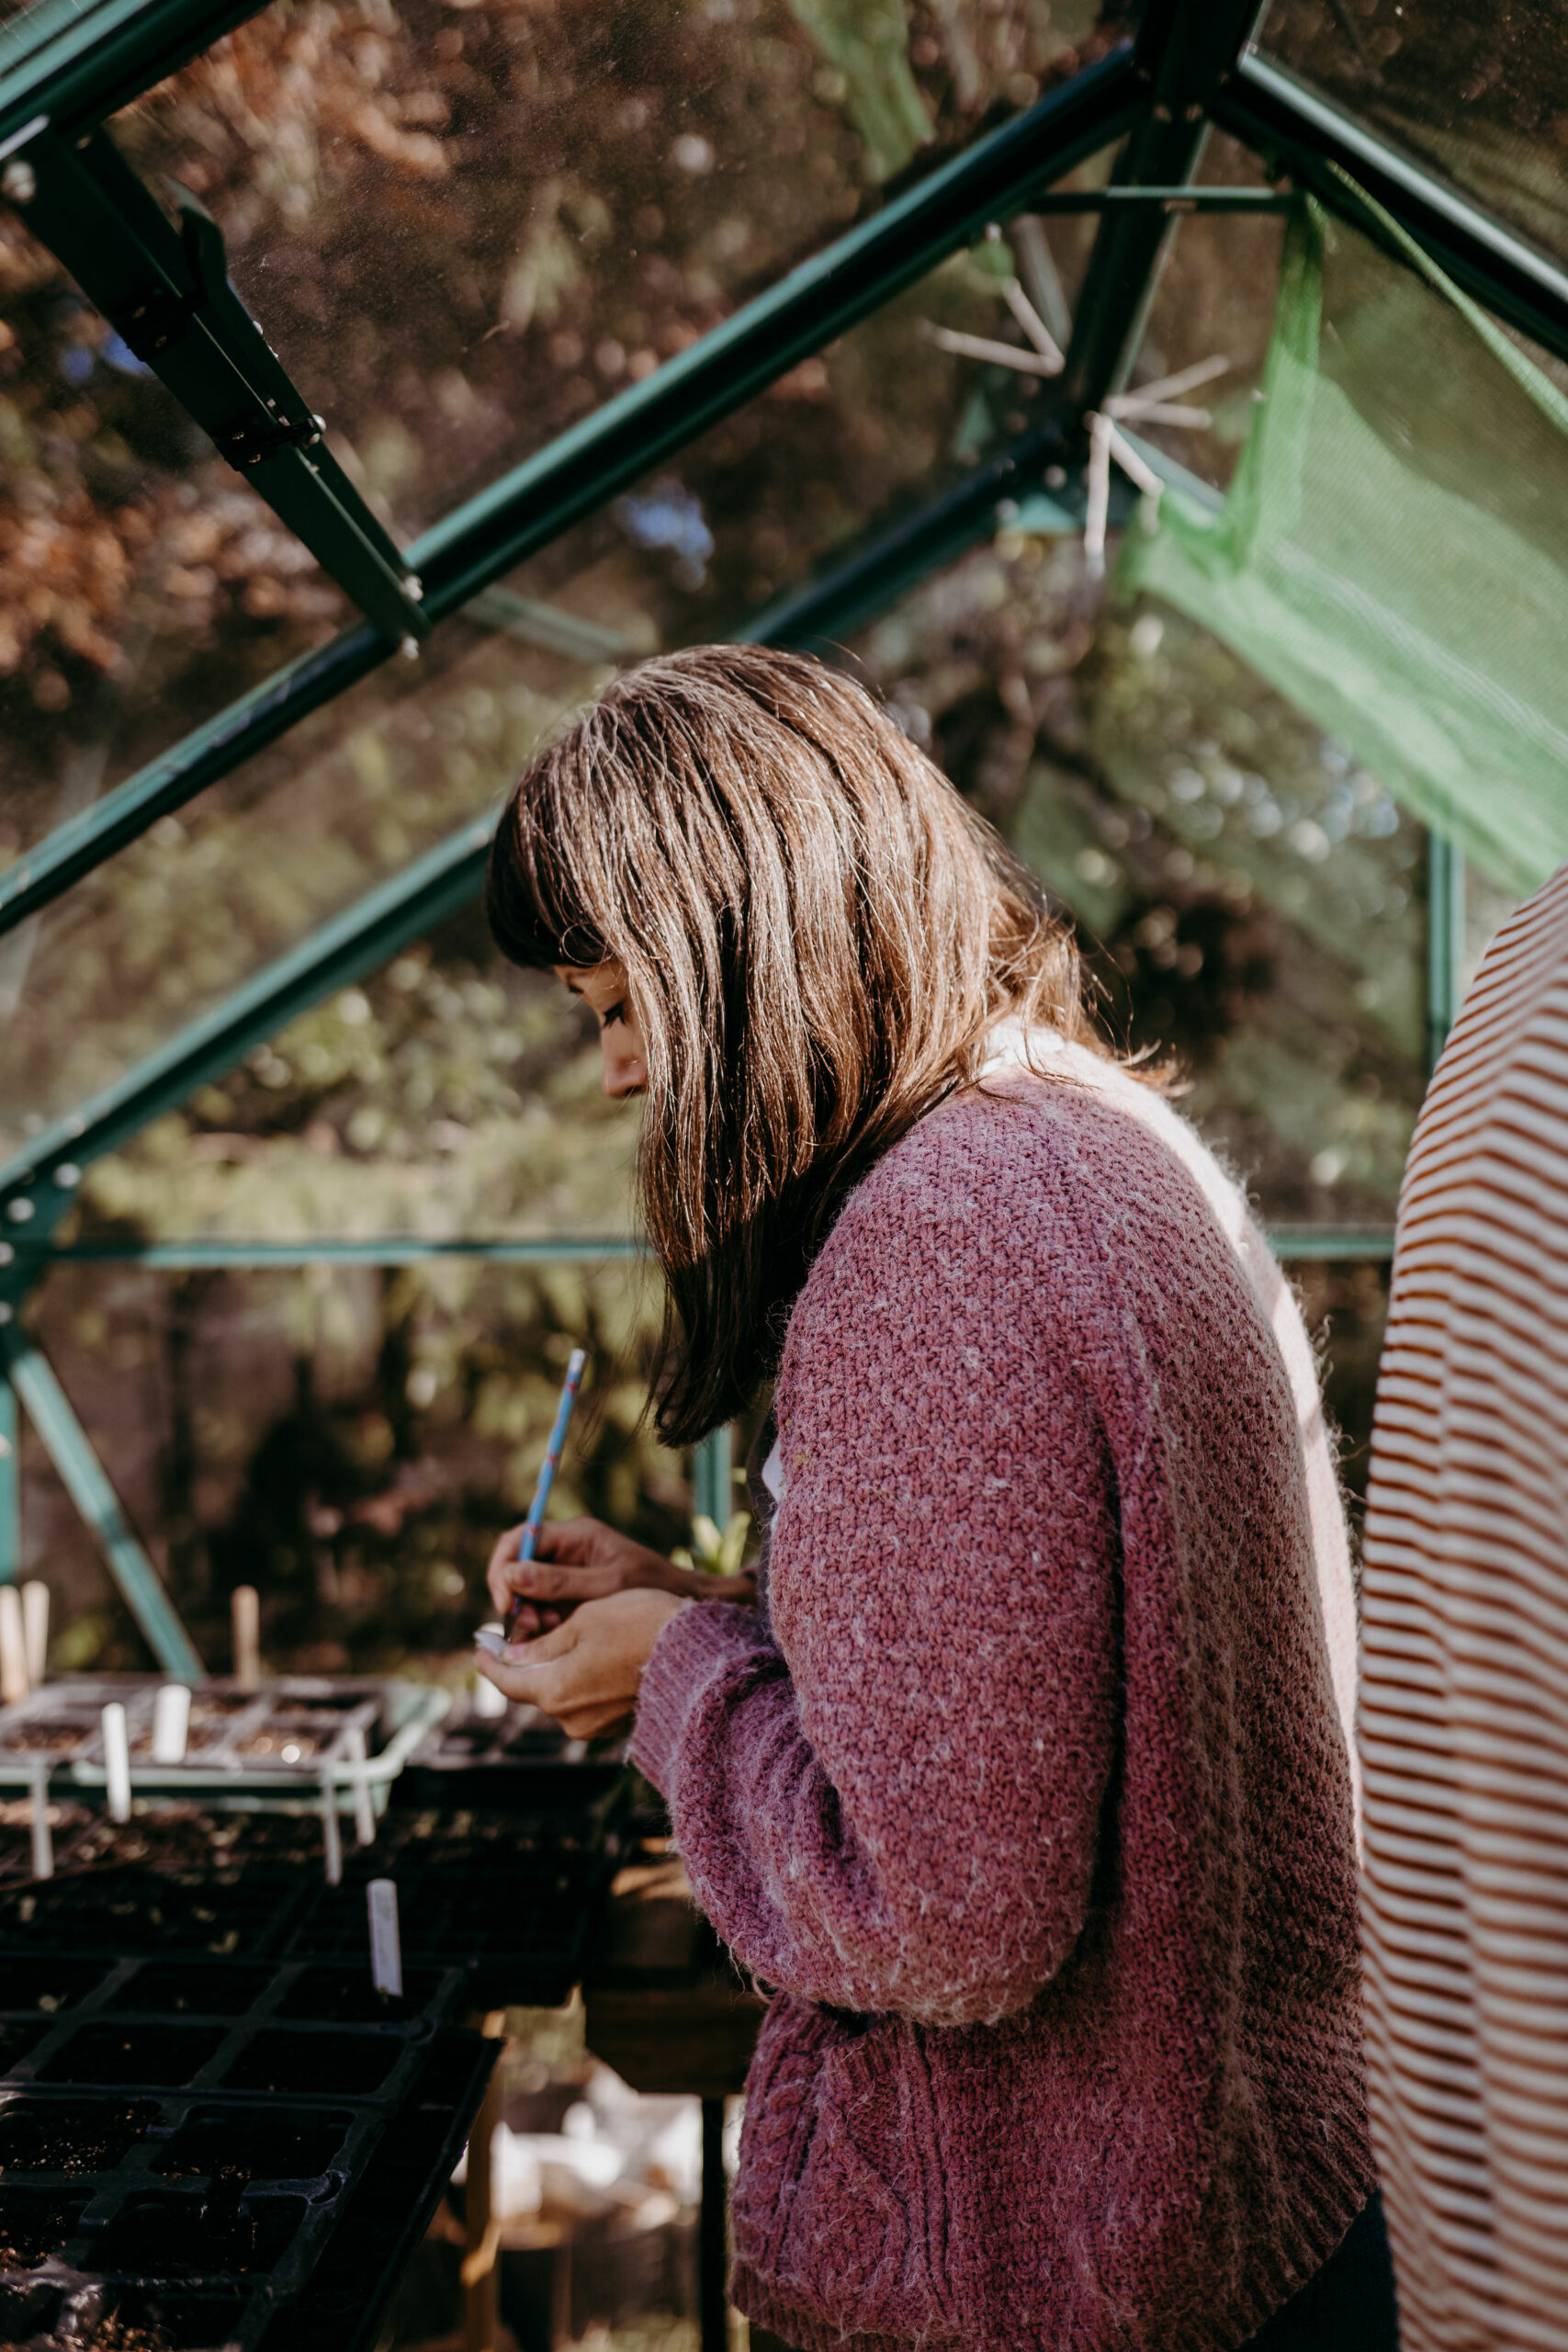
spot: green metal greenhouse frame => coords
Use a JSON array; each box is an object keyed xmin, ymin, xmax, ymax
[{"xmin": 0, "ymin": 0, "xmax": 1557, "ymax": 1668}]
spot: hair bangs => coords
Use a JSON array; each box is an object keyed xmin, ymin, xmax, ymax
[{"xmin": 484, "ymin": 752, "xmax": 607, "ymax": 970}]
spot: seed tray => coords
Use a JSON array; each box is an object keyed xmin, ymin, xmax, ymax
[
  {"xmin": 398, "ymin": 1695, "xmax": 628, "ymax": 1813},
  {"xmin": 253, "ymin": 2030, "xmax": 500, "ymax": 2352},
  {"xmin": 287, "ymin": 1804, "xmax": 630, "ymax": 2007},
  {"xmin": 0, "ymin": 1954, "xmax": 495, "ymax": 2350},
  {"xmin": 0, "ymin": 1867, "xmax": 316, "ymax": 1961},
  {"xmin": 0, "ymin": 1798, "xmax": 95, "ymax": 1889},
  {"xmin": 0, "ymin": 1678, "xmax": 449, "ymax": 1809},
  {"xmin": 0, "ymin": 1802, "xmax": 626, "ymax": 2006}
]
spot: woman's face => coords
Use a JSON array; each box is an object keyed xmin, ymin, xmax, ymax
[{"xmin": 556, "ymin": 960, "xmax": 649, "ymax": 1100}]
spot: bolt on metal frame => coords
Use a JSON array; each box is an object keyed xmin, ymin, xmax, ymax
[{"xmin": 0, "ymin": 0, "xmax": 1544, "ymax": 1644}]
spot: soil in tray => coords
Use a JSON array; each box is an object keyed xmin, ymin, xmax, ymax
[
  {"xmin": 233, "ymin": 1728, "xmax": 326, "ymax": 1762},
  {"xmin": 0, "ymin": 1960, "xmax": 109, "ymax": 2012},
  {"xmin": 25, "ymin": 2302, "xmax": 233, "ymax": 2350},
  {"xmin": 95, "ymin": 2186, "xmax": 306, "ymax": 2278},
  {"xmin": 155, "ymin": 2106, "xmax": 352, "ymax": 2182},
  {"xmin": 106, "ymin": 1964, "xmax": 275, "ymax": 2018},
  {"xmin": 0, "ymin": 2099, "xmax": 157, "ymax": 2174},
  {"xmin": 0, "ymin": 1871, "xmax": 295, "ymax": 1959},
  {"xmin": 0, "ymin": 2188, "xmax": 85, "ymax": 2267},
  {"xmin": 273, "ymin": 1966, "xmax": 440, "ymax": 2025},
  {"xmin": 22, "ymin": 2319, "xmax": 181, "ymax": 2351},
  {"xmin": 0, "ymin": 1724, "xmax": 90, "ymax": 1756},
  {"xmin": 39, "ymin": 2025, "xmax": 228, "ymax": 2087},
  {"xmin": 73, "ymin": 2291, "xmax": 247, "ymax": 2350},
  {"xmin": 129, "ymin": 1727, "xmax": 220, "ymax": 1758},
  {"xmin": 187, "ymin": 1695, "xmax": 256, "ymax": 1722},
  {"xmin": 222, "ymin": 2030, "xmax": 400, "ymax": 2098},
  {"xmin": 59, "ymin": 1812, "xmax": 318, "ymax": 1879}
]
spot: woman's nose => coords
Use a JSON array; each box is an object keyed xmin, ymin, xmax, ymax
[{"xmin": 602, "ymin": 1043, "xmax": 647, "ymax": 1099}]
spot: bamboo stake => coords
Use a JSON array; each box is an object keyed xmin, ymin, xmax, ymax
[
  {"xmin": 231, "ymin": 1586, "xmax": 260, "ymax": 1690},
  {"xmin": 0, "ymin": 1587, "xmax": 27, "ymax": 1704},
  {"xmin": 20, "ymin": 1581, "xmax": 47, "ymax": 1686}
]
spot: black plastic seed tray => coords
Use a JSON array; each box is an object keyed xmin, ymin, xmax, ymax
[
  {"xmin": 0, "ymin": 1864, "xmax": 314, "ymax": 1961},
  {"xmin": 0, "ymin": 1801, "xmax": 626, "ymax": 2007},
  {"xmin": 397, "ymin": 1694, "xmax": 628, "ymax": 1812},
  {"xmin": 0, "ymin": 1954, "xmax": 495, "ymax": 2351},
  {"xmin": 287, "ymin": 1804, "xmax": 630, "ymax": 2008},
  {"xmin": 253, "ymin": 2029, "xmax": 498, "ymax": 2352}
]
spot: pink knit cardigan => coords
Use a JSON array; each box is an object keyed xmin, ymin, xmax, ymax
[{"xmin": 632, "ymin": 1061, "xmax": 1371, "ymax": 2352}]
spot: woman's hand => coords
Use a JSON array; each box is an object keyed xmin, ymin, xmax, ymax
[
  {"xmin": 473, "ymin": 1588, "xmax": 688, "ymax": 1739},
  {"xmin": 486, "ymin": 1511, "xmax": 754, "ymax": 1635}
]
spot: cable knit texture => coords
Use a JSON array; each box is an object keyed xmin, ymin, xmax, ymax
[{"xmin": 632, "ymin": 1059, "xmax": 1371, "ymax": 2352}]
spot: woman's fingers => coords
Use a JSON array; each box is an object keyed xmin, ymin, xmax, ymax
[
  {"xmin": 503, "ymin": 1601, "xmax": 566, "ymax": 1640},
  {"xmin": 510, "ymin": 1556, "xmax": 608, "ymax": 1602},
  {"xmin": 475, "ymin": 1589, "xmax": 685, "ymax": 1734},
  {"xmin": 473, "ymin": 1611, "xmax": 582, "ymax": 1708},
  {"xmin": 485, "ymin": 1513, "xmax": 667, "ymax": 1616}
]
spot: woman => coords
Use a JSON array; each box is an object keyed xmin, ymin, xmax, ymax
[{"xmin": 475, "ymin": 645, "xmax": 1385, "ymax": 2352}]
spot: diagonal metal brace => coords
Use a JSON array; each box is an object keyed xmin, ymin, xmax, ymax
[
  {"xmin": 3, "ymin": 119, "xmax": 428, "ymax": 646},
  {"xmin": 0, "ymin": 1324, "xmax": 204, "ymax": 1679}
]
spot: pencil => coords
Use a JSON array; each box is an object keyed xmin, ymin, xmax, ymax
[{"xmin": 502, "ymin": 1347, "xmax": 587, "ymax": 1641}]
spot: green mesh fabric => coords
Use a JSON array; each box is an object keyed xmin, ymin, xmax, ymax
[{"xmin": 1121, "ymin": 169, "xmax": 1568, "ymax": 898}]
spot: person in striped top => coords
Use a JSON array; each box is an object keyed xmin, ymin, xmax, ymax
[{"xmin": 1363, "ymin": 857, "xmax": 1568, "ymax": 2352}]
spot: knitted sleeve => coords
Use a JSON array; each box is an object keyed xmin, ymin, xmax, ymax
[{"xmin": 631, "ymin": 1101, "xmax": 1122, "ymax": 2028}]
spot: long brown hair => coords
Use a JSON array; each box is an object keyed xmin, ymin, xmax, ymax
[{"xmin": 486, "ymin": 643, "xmax": 1101, "ymax": 1445}]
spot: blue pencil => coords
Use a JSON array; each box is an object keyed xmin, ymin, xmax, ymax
[{"xmin": 502, "ymin": 1347, "xmax": 587, "ymax": 1639}]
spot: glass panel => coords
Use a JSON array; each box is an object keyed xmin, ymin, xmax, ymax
[
  {"xmin": 844, "ymin": 537, "xmax": 1427, "ymax": 1226},
  {"xmin": 1257, "ymin": 0, "xmax": 1568, "ymax": 266},
  {"xmin": 0, "ymin": 0, "xmax": 96, "ymax": 46},
  {"xmin": 1124, "ymin": 134, "xmax": 1289, "ymax": 495},
  {"xmin": 114, "ymin": 0, "xmax": 1144, "ymax": 540},
  {"xmin": 0, "ymin": 210, "xmax": 348, "ymax": 865},
  {"xmin": 0, "ymin": 231, "xmax": 1090, "ymax": 1160},
  {"xmin": 27, "ymin": 1240, "xmax": 687, "ymax": 1671},
  {"xmin": 1288, "ymin": 1258, "xmax": 1390, "ymax": 1530},
  {"xmin": 37, "ymin": 933, "xmax": 697, "ymax": 1674}
]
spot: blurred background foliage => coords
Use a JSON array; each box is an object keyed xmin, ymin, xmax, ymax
[
  {"xmin": 0, "ymin": 0, "xmax": 1134, "ymax": 850},
  {"xmin": 1, "ymin": 0, "xmax": 1515, "ymax": 1678}
]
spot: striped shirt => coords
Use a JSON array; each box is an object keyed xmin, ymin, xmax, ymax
[{"xmin": 1362, "ymin": 858, "xmax": 1568, "ymax": 2352}]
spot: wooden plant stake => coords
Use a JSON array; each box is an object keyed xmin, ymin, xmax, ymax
[
  {"xmin": 0, "ymin": 1587, "xmax": 28, "ymax": 1704},
  {"xmin": 20, "ymin": 1581, "xmax": 47, "ymax": 1687},
  {"xmin": 231, "ymin": 1586, "xmax": 260, "ymax": 1690}
]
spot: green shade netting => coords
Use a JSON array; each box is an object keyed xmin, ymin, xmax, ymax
[{"xmin": 1121, "ymin": 171, "xmax": 1568, "ymax": 899}]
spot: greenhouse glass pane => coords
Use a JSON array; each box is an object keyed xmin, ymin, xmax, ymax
[
  {"xmin": 1256, "ymin": 0, "xmax": 1568, "ymax": 267},
  {"xmin": 0, "ymin": 239, "xmax": 1064, "ymax": 1163},
  {"xmin": 0, "ymin": 209, "xmax": 348, "ymax": 866},
  {"xmin": 843, "ymin": 537, "xmax": 1427, "ymax": 1227},
  {"xmin": 1122, "ymin": 134, "xmax": 1288, "ymax": 495},
  {"xmin": 113, "ymin": 0, "xmax": 1142, "ymax": 541},
  {"xmin": 1464, "ymin": 861, "xmax": 1522, "ymax": 997},
  {"xmin": 27, "ymin": 1243, "xmax": 686, "ymax": 1673}
]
